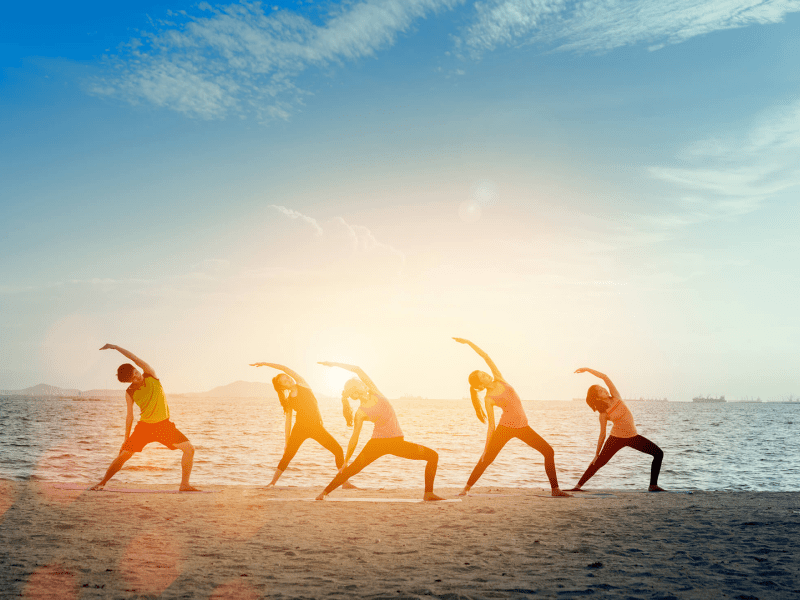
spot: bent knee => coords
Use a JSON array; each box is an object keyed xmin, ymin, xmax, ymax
[{"xmin": 541, "ymin": 444, "xmax": 555, "ymax": 460}]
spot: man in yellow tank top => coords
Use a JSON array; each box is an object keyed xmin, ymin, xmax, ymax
[{"xmin": 90, "ymin": 344, "xmax": 199, "ymax": 491}]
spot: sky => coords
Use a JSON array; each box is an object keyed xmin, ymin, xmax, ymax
[{"xmin": 2, "ymin": 0, "xmax": 800, "ymax": 401}]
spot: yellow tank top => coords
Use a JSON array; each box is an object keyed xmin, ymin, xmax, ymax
[{"xmin": 128, "ymin": 374, "xmax": 170, "ymax": 423}]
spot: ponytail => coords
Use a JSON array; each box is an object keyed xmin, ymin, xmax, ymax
[
  {"xmin": 272, "ymin": 375, "xmax": 289, "ymax": 413},
  {"xmin": 467, "ymin": 370, "xmax": 488, "ymax": 423},
  {"xmin": 341, "ymin": 394, "xmax": 354, "ymax": 427},
  {"xmin": 585, "ymin": 384, "xmax": 606, "ymax": 412},
  {"xmin": 470, "ymin": 387, "xmax": 487, "ymax": 424}
]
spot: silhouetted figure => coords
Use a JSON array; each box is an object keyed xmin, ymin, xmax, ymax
[
  {"xmin": 315, "ymin": 362, "xmax": 444, "ymax": 501},
  {"xmin": 569, "ymin": 368, "xmax": 664, "ymax": 492},
  {"xmin": 454, "ymin": 338, "xmax": 571, "ymax": 497},
  {"xmin": 250, "ymin": 362, "xmax": 355, "ymax": 489},
  {"xmin": 91, "ymin": 344, "xmax": 198, "ymax": 491}
]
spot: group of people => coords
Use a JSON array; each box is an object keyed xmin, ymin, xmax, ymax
[{"xmin": 90, "ymin": 340, "xmax": 665, "ymax": 498}]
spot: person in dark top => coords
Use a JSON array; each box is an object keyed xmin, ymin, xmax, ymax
[
  {"xmin": 251, "ymin": 362, "xmax": 354, "ymax": 488},
  {"xmin": 91, "ymin": 344, "xmax": 198, "ymax": 491}
]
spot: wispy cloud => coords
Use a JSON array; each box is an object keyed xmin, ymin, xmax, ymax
[
  {"xmin": 269, "ymin": 205, "xmax": 406, "ymax": 273},
  {"xmin": 90, "ymin": 0, "xmax": 458, "ymax": 121},
  {"xmin": 458, "ymin": 0, "xmax": 800, "ymax": 55},
  {"xmin": 646, "ymin": 97, "xmax": 800, "ymax": 227},
  {"xmin": 269, "ymin": 204, "xmax": 324, "ymax": 236}
]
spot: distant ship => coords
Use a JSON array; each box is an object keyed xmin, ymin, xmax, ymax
[{"xmin": 692, "ymin": 395, "xmax": 726, "ymax": 403}]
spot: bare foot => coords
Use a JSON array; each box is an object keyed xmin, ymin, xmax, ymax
[
  {"xmin": 551, "ymin": 488, "xmax": 573, "ymax": 497},
  {"xmin": 648, "ymin": 485, "xmax": 665, "ymax": 492},
  {"xmin": 423, "ymin": 492, "xmax": 446, "ymax": 501},
  {"xmin": 179, "ymin": 484, "xmax": 201, "ymax": 492},
  {"xmin": 457, "ymin": 487, "xmax": 470, "ymax": 496},
  {"xmin": 342, "ymin": 481, "xmax": 359, "ymax": 490},
  {"xmin": 89, "ymin": 483, "xmax": 105, "ymax": 491},
  {"xmin": 315, "ymin": 493, "xmax": 327, "ymax": 501},
  {"xmin": 565, "ymin": 486, "xmax": 583, "ymax": 492}
]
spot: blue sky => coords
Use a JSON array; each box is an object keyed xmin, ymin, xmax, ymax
[{"xmin": 2, "ymin": 0, "xmax": 800, "ymax": 400}]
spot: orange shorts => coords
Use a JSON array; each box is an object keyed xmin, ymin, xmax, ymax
[{"xmin": 121, "ymin": 419, "xmax": 189, "ymax": 453}]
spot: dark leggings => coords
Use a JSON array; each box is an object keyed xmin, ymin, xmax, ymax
[
  {"xmin": 323, "ymin": 437, "xmax": 439, "ymax": 494},
  {"xmin": 466, "ymin": 425, "xmax": 559, "ymax": 489},
  {"xmin": 277, "ymin": 421, "xmax": 345, "ymax": 472},
  {"xmin": 576, "ymin": 435, "xmax": 663, "ymax": 487}
]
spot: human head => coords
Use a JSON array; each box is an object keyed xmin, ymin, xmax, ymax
[
  {"xmin": 272, "ymin": 374, "xmax": 296, "ymax": 411},
  {"xmin": 467, "ymin": 370, "xmax": 490, "ymax": 424},
  {"xmin": 340, "ymin": 377, "xmax": 368, "ymax": 427},
  {"xmin": 117, "ymin": 363, "xmax": 136, "ymax": 383},
  {"xmin": 586, "ymin": 384, "xmax": 611, "ymax": 412}
]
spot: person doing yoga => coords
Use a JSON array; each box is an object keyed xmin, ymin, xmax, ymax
[
  {"xmin": 570, "ymin": 368, "xmax": 664, "ymax": 492},
  {"xmin": 315, "ymin": 362, "xmax": 445, "ymax": 501},
  {"xmin": 454, "ymin": 338, "xmax": 571, "ymax": 497},
  {"xmin": 250, "ymin": 362, "xmax": 355, "ymax": 488}
]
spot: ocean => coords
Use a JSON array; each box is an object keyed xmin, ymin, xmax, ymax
[{"xmin": 1, "ymin": 395, "xmax": 797, "ymax": 491}]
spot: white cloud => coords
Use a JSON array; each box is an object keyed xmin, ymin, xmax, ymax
[
  {"xmin": 647, "ymin": 97, "xmax": 800, "ymax": 225},
  {"xmin": 270, "ymin": 205, "xmax": 406, "ymax": 273},
  {"xmin": 459, "ymin": 0, "xmax": 800, "ymax": 55},
  {"xmin": 269, "ymin": 204, "xmax": 323, "ymax": 236},
  {"xmin": 90, "ymin": 0, "xmax": 458, "ymax": 121}
]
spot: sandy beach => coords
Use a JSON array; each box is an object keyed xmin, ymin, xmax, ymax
[{"xmin": 1, "ymin": 481, "xmax": 798, "ymax": 599}]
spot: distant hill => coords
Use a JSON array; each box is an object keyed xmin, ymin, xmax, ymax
[
  {"xmin": 0, "ymin": 383, "xmax": 81, "ymax": 397},
  {"xmin": 81, "ymin": 389, "xmax": 126, "ymax": 399},
  {"xmin": 182, "ymin": 380, "xmax": 277, "ymax": 399}
]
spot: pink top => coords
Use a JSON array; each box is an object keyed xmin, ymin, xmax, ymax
[
  {"xmin": 360, "ymin": 395, "xmax": 403, "ymax": 439},
  {"xmin": 605, "ymin": 399, "xmax": 638, "ymax": 438},
  {"xmin": 487, "ymin": 382, "xmax": 529, "ymax": 429}
]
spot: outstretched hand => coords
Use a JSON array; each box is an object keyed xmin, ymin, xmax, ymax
[
  {"xmin": 100, "ymin": 344, "xmax": 116, "ymax": 351},
  {"xmin": 574, "ymin": 367, "xmax": 588, "ymax": 374},
  {"xmin": 452, "ymin": 337, "xmax": 470, "ymax": 344},
  {"xmin": 250, "ymin": 362, "xmax": 267, "ymax": 367},
  {"xmin": 318, "ymin": 361, "xmax": 335, "ymax": 367}
]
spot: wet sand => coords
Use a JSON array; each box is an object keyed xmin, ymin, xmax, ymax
[{"xmin": 2, "ymin": 481, "xmax": 798, "ymax": 599}]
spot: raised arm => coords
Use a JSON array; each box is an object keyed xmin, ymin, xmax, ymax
[
  {"xmin": 453, "ymin": 338, "xmax": 505, "ymax": 382},
  {"xmin": 575, "ymin": 367, "xmax": 621, "ymax": 400},
  {"xmin": 250, "ymin": 362, "xmax": 310, "ymax": 387},
  {"xmin": 318, "ymin": 362, "xmax": 384, "ymax": 396},
  {"xmin": 101, "ymin": 344, "xmax": 156, "ymax": 378}
]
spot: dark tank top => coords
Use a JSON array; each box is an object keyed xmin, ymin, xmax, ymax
[{"xmin": 284, "ymin": 385, "xmax": 323, "ymax": 426}]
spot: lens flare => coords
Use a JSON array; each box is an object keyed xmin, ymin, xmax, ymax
[
  {"xmin": 458, "ymin": 200, "xmax": 482, "ymax": 223},
  {"xmin": 23, "ymin": 564, "xmax": 79, "ymax": 600},
  {"xmin": 120, "ymin": 529, "xmax": 182, "ymax": 595}
]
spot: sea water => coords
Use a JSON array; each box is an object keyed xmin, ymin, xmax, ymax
[{"xmin": 0, "ymin": 395, "xmax": 797, "ymax": 491}]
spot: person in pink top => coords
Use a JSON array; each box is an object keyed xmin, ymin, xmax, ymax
[
  {"xmin": 315, "ymin": 362, "xmax": 445, "ymax": 501},
  {"xmin": 569, "ymin": 368, "xmax": 664, "ymax": 492},
  {"xmin": 454, "ymin": 338, "xmax": 571, "ymax": 497}
]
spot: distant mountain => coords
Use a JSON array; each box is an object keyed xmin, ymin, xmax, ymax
[
  {"xmin": 81, "ymin": 389, "xmax": 126, "ymax": 399},
  {"xmin": 181, "ymin": 380, "xmax": 277, "ymax": 399},
  {"xmin": 0, "ymin": 383, "xmax": 81, "ymax": 397}
]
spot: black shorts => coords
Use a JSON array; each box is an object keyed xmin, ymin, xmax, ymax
[{"xmin": 121, "ymin": 419, "xmax": 189, "ymax": 453}]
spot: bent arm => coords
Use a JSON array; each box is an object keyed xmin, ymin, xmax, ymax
[
  {"xmin": 250, "ymin": 362, "xmax": 310, "ymax": 388},
  {"xmin": 453, "ymin": 338, "xmax": 505, "ymax": 382},
  {"xmin": 318, "ymin": 362, "xmax": 384, "ymax": 396},
  {"xmin": 102, "ymin": 344, "xmax": 156, "ymax": 378},
  {"xmin": 575, "ymin": 367, "xmax": 621, "ymax": 400}
]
